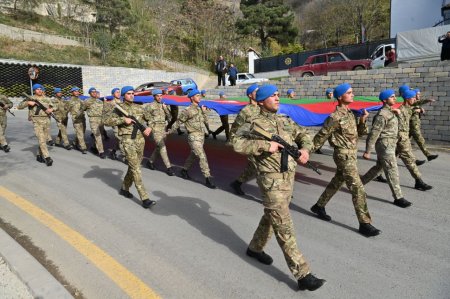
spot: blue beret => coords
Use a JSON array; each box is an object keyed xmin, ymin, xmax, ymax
[
  {"xmin": 325, "ymin": 88, "xmax": 333, "ymax": 95},
  {"xmin": 402, "ymin": 89, "xmax": 416, "ymax": 99},
  {"xmin": 246, "ymin": 84, "xmax": 259, "ymax": 96},
  {"xmin": 255, "ymin": 84, "xmax": 278, "ymax": 102},
  {"xmin": 379, "ymin": 89, "xmax": 395, "ymax": 101},
  {"xmin": 111, "ymin": 88, "xmax": 120, "ymax": 95},
  {"xmin": 121, "ymin": 86, "xmax": 134, "ymax": 96},
  {"xmin": 88, "ymin": 87, "xmax": 97, "ymax": 94},
  {"xmin": 187, "ymin": 89, "xmax": 200, "ymax": 98},
  {"xmin": 53, "ymin": 87, "xmax": 62, "ymax": 93},
  {"xmin": 414, "ymin": 88, "xmax": 420, "ymax": 93},
  {"xmin": 333, "ymin": 83, "xmax": 351, "ymax": 99},
  {"xmin": 152, "ymin": 89, "xmax": 163, "ymax": 96},
  {"xmin": 287, "ymin": 89, "xmax": 294, "ymax": 95},
  {"xmin": 32, "ymin": 84, "xmax": 43, "ymax": 91},
  {"xmin": 398, "ymin": 85, "xmax": 410, "ymax": 96},
  {"xmin": 201, "ymin": 89, "xmax": 206, "ymax": 95},
  {"xmin": 70, "ymin": 87, "xmax": 80, "ymax": 92},
  {"xmin": 219, "ymin": 91, "xmax": 225, "ymax": 96}
]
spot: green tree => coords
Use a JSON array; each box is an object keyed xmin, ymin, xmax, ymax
[
  {"xmin": 237, "ymin": 0, "xmax": 298, "ymax": 55},
  {"xmin": 96, "ymin": 0, "xmax": 135, "ymax": 34},
  {"xmin": 94, "ymin": 29, "xmax": 112, "ymax": 63}
]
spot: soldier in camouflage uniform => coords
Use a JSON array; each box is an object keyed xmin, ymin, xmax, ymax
[
  {"xmin": 52, "ymin": 88, "xmax": 72, "ymax": 150},
  {"xmin": 396, "ymin": 89, "xmax": 433, "ymax": 191},
  {"xmin": 310, "ymin": 83, "xmax": 380, "ymax": 237},
  {"xmin": 361, "ymin": 89, "xmax": 411, "ymax": 208},
  {"xmin": 166, "ymin": 90, "xmax": 184, "ymax": 135},
  {"xmin": 17, "ymin": 84, "xmax": 56, "ymax": 166},
  {"xmin": 145, "ymin": 89, "xmax": 175, "ymax": 176},
  {"xmin": 0, "ymin": 94, "xmax": 13, "ymax": 152},
  {"xmin": 176, "ymin": 89, "xmax": 216, "ymax": 189},
  {"xmin": 233, "ymin": 84, "xmax": 325, "ymax": 291},
  {"xmin": 103, "ymin": 86, "xmax": 156, "ymax": 209},
  {"xmin": 229, "ymin": 84, "xmax": 259, "ymax": 195},
  {"xmin": 103, "ymin": 87, "xmax": 124, "ymax": 160},
  {"xmin": 80, "ymin": 87, "xmax": 106, "ymax": 158},
  {"xmin": 314, "ymin": 88, "xmax": 334, "ymax": 155},
  {"xmin": 409, "ymin": 88, "xmax": 438, "ymax": 162},
  {"xmin": 67, "ymin": 87, "xmax": 87, "ymax": 154}
]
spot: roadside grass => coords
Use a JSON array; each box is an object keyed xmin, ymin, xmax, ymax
[{"xmin": 0, "ymin": 12, "xmax": 77, "ymax": 36}]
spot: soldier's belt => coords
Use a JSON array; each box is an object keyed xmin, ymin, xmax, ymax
[
  {"xmin": 120, "ymin": 134, "xmax": 143, "ymax": 139},
  {"xmin": 260, "ymin": 172, "xmax": 293, "ymax": 179}
]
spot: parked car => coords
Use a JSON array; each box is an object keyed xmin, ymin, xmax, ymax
[
  {"xmin": 370, "ymin": 44, "xmax": 395, "ymax": 69},
  {"xmin": 288, "ymin": 52, "xmax": 371, "ymax": 77},
  {"xmin": 225, "ymin": 73, "xmax": 269, "ymax": 85},
  {"xmin": 169, "ymin": 78, "xmax": 198, "ymax": 95},
  {"xmin": 134, "ymin": 81, "xmax": 176, "ymax": 96}
]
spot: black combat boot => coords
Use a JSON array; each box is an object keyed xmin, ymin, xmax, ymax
[
  {"xmin": 415, "ymin": 159, "xmax": 426, "ymax": 166},
  {"xmin": 99, "ymin": 152, "xmax": 106, "ymax": 159},
  {"xmin": 427, "ymin": 154, "xmax": 438, "ymax": 161},
  {"xmin": 3, "ymin": 144, "xmax": 10, "ymax": 153},
  {"xmin": 358, "ymin": 223, "xmax": 381, "ymax": 237},
  {"xmin": 246, "ymin": 248, "xmax": 273, "ymax": 265},
  {"xmin": 414, "ymin": 179, "xmax": 432, "ymax": 191},
  {"xmin": 119, "ymin": 189, "xmax": 133, "ymax": 198},
  {"xmin": 64, "ymin": 144, "xmax": 73, "ymax": 150},
  {"xmin": 298, "ymin": 273, "xmax": 326, "ymax": 291},
  {"xmin": 142, "ymin": 199, "xmax": 156, "ymax": 209},
  {"xmin": 166, "ymin": 167, "xmax": 175, "ymax": 176},
  {"xmin": 310, "ymin": 204, "xmax": 331, "ymax": 221},
  {"xmin": 110, "ymin": 150, "xmax": 117, "ymax": 160},
  {"xmin": 45, "ymin": 157, "xmax": 53, "ymax": 166},
  {"xmin": 314, "ymin": 148, "xmax": 323, "ymax": 154},
  {"xmin": 205, "ymin": 177, "xmax": 217, "ymax": 189},
  {"xmin": 81, "ymin": 149, "xmax": 87, "ymax": 154},
  {"xmin": 146, "ymin": 160, "xmax": 155, "ymax": 170},
  {"xmin": 230, "ymin": 180, "xmax": 245, "ymax": 195},
  {"xmin": 177, "ymin": 128, "xmax": 184, "ymax": 135},
  {"xmin": 180, "ymin": 169, "xmax": 191, "ymax": 179},
  {"xmin": 36, "ymin": 155, "xmax": 45, "ymax": 163},
  {"xmin": 393, "ymin": 198, "xmax": 412, "ymax": 208},
  {"xmin": 47, "ymin": 140, "xmax": 55, "ymax": 146},
  {"xmin": 375, "ymin": 175, "xmax": 388, "ymax": 183}
]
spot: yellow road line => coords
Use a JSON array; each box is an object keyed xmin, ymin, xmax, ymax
[{"xmin": 0, "ymin": 186, "xmax": 160, "ymax": 299}]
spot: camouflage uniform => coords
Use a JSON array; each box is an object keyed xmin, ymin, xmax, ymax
[
  {"xmin": 409, "ymin": 97, "xmax": 434, "ymax": 158},
  {"xmin": 103, "ymin": 98, "xmax": 124, "ymax": 155},
  {"xmin": 361, "ymin": 105, "xmax": 403, "ymax": 200},
  {"xmin": 145, "ymin": 100, "xmax": 172, "ymax": 168},
  {"xmin": 396, "ymin": 105, "xmax": 421, "ymax": 179},
  {"xmin": 177, "ymin": 104, "xmax": 212, "ymax": 178},
  {"xmin": 52, "ymin": 96, "xmax": 70, "ymax": 147},
  {"xmin": 17, "ymin": 95, "xmax": 56, "ymax": 158},
  {"xmin": 233, "ymin": 110, "xmax": 313, "ymax": 280},
  {"xmin": 313, "ymin": 105, "xmax": 372, "ymax": 224},
  {"xmin": 104, "ymin": 101, "xmax": 150, "ymax": 201},
  {"xmin": 0, "ymin": 95, "xmax": 13, "ymax": 148},
  {"xmin": 81, "ymin": 96, "xmax": 105, "ymax": 154},
  {"xmin": 229, "ymin": 104, "xmax": 260, "ymax": 183},
  {"xmin": 67, "ymin": 96, "xmax": 87, "ymax": 151}
]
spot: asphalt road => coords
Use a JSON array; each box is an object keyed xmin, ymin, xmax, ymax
[{"xmin": 1, "ymin": 110, "xmax": 449, "ymax": 299}]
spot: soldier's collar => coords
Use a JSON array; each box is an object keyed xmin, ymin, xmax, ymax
[{"xmin": 260, "ymin": 109, "xmax": 277, "ymax": 119}]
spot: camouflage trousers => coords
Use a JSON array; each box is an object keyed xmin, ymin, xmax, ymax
[
  {"xmin": 149, "ymin": 125, "xmax": 171, "ymax": 168},
  {"xmin": 396, "ymin": 133, "xmax": 421, "ymax": 180},
  {"xmin": 214, "ymin": 115, "xmax": 230, "ymax": 141},
  {"xmin": 89, "ymin": 117, "xmax": 104, "ymax": 154},
  {"xmin": 112, "ymin": 126, "xmax": 124, "ymax": 154},
  {"xmin": 249, "ymin": 171, "xmax": 311, "ymax": 280},
  {"xmin": 317, "ymin": 149, "xmax": 371, "ymax": 224},
  {"xmin": 55, "ymin": 117, "xmax": 70, "ymax": 146},
  {"xmin": 72, "ymin": 120, "xmax": 87, "ymax": 151},
  {"xmin": 183, "ymin": 133, "xmax": 211, "ymax": 178},
  {"xmin": 32, "ymin": 117, "xmax": 51, "ymax": 158},
  {"xmin": 0, "ymin": 116, "xmax": 7, "ymax": 146},
  {"xmin": 361, "ymin": 139, "xmax": 403, "ymax": 200},
  {"xmin": 409, "ymin": 114, "xmax": 431, "ymax": 157},
  {"xmin": 121, "ymin": 135, "xmax": 149, "ymax": 201},
  {"xmin": 237, "ymin": 156, "xmax": 257, "ymax": 183}
]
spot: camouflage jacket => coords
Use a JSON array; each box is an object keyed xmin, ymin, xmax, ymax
[
  {"xmin": 67, "ymin": 96, "xmax": 86, "ymax": 123},
  {"xmin": 229, "ymin": 104, "xmax": 260, "ymax": 142},
  {"xmin": 0, "ymin": 95, "xmax": 13, "ymax": 118},
  {"xmin": 82, "ymin": 96, "xmax": 104, "ymax": 118},
  {"xmin": 365, "ymin": 105, "xmax": 398, "ymax": 153},
  {"xmin": 52, "ymin": 96, "xmax": 69, "ymax": 119},
  {"xmin": 313, "ymin": 105, "xmax": 367, "ymax": 152},
  {"xmin": 233, "ymin": 110, "xmax": 312, "ymax": 174},
  {"xmin": 17, "ymin": 95, "xmax": 56, "ymax": 117},
  {"xmin": 103, "ymin": 101, "xmax": 149, "ymax": 136},
  {"xmin": 144, "ymin": 101, "xmax": 171, "ymax": 128},
  {"xmin": 177, "ymin": 104, "xmax": 209, "ymax": 135},
  {"xmin": 398, "ymin": 104, "xmax": 413, "ymax": 136},
  {"xmin": 102, "ymin": 98, "xmax": 121, "ymax": 126}
]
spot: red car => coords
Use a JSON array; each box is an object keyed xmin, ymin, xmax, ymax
[
  {"xmin": 134, "ymin": 81, "xmax": 178, "ymax": 96},
  {"xmin": 288, "ymin": 52, "xmax": 371, "ymax": 77}
]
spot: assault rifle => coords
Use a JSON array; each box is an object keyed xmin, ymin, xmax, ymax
[
  {"xmin": 22, "ymin": 93, "xmax": 59, "ymax": 122},
  {"xmin": 114, "ymin": 104, "xmax": 148, "ymax": 139},
  {"xmin": 252, "ymin": 124, "xmax": 321, "ymax": 175},
  {"xmin": 0, "ymin": 101, "xmax": 15, "ymax": 116}
]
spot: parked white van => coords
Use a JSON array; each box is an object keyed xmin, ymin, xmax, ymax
[{"xmin": 370, "ymin": 44, "xmax": 395, "ymax": 69}]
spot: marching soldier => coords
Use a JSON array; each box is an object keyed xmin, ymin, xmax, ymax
[
  {"xmin": 17, "ymin": 84, "xmax": 56, "ymax": 166},
  {"xmin": 310, "ymin": 83, "xmax": 380, "ymax": 237},
  {"xmin": 67, "ymin": 87, "xmax": 87, "ymax": 154},
  {"xmin": 103, "ymin": 86, "xmax": 156, "ymax": 209},
  {"xmin": 103, "ymin": 87, "xmax": 124, "ymax": 160},
  {"xmin": 361, "ymin": 89, "xmax": 411, "ymax": 207},
  {"xmin": 166, "ymin": 90, "xmax": 184, "ymax": 135},
  {"xmin": 81, "ymin": 87, "xmax": 106, "ymax": 158},
  {"xmin": 177, "ymin": 89, "xmax": 216, "ymax": 189},
  {"xmin": 314, "ymin": 88, "xmax": 334, "ymax": 155},
  {"xmin": 233, "ymin": 84, "xmax": 325, "ymax": 291},
  {"xmin": 229, "ymin": 84, "xmax": 259, "ymax": 195},
  {"xmin": 287, "ymin": 89, "xmax": 296, "ymax": 99},
  {"xmin": 212, "ymin": 91, "xmax": 230, "ymax": 141},
  {"xmin": 145, "ymin": 89, "xmax": 175, "ymax": 176},
  {"xmin": 0, "ymin": 93, "xmax": 13, "ymax": 152},
  {"xmin": 52, "ymin": 88, "xmax": 72, "ymax": 150}
]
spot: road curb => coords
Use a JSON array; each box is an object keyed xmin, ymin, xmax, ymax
[{"xmin": 0, "ymin": 228, "xmax": 73, "ymax": 299}]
